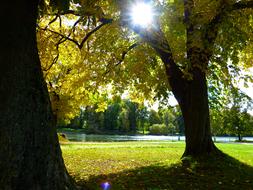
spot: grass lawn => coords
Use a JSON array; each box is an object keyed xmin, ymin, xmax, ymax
[{"xmin": 61, "ymin": 141, "xmax": 253, "ymax": 190}]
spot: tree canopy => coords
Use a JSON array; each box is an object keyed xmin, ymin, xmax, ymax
[
  {"xmin": 37, "ymin": 0, "xmax": 253, "ymax": 122},
  {"xmin": 36, "ymin": 0, "xmax": 253, "ymax": 156}
]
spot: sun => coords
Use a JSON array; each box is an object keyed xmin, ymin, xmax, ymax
[{"xmin": 130, "ymin": 2, "xmax": 154, "ymax": 28}]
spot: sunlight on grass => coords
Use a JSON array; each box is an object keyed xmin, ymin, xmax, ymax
[
  {"xmin": 61, "ymin": 142, "xmax": 253, "ymax": 189},
  {"xmin": 216, "ymin": 143, "xmax": 253, "ymax": 165},
  {"xmin": 62, "ymin": 142, "xmax": 184, "ymax": 180}
]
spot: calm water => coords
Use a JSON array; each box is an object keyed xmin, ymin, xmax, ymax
[{"xmin": 62, "ymin": 132, "xmax": 253, "ymax": 142}]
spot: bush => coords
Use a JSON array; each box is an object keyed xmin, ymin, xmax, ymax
[
  {"xmin": 149, "ymin": 124, "xmax": 169, "ymax": 135},
  {"xmin": 57, "ymin": 133, "xmax": 69, "ymax": 142}
]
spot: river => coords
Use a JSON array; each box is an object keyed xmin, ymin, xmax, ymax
[{"xmin": 61, "ymin": 132, "xmax": 253, "ymax": 143}]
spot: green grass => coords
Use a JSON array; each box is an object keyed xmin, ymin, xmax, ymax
[
  {"xmin": 216, "ymin": 143, "xmax": 253, "ymax": 165},
  {"xmin": 61, "ymin": 141, "xmax": 253, "ymax": 190}
]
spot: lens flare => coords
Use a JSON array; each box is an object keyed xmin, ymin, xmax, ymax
[{"xmin": 101, "ymin": 182, "xmax": 111, "ymax": 190}]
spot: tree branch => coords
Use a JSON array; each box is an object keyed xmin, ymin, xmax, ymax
[
  {"xmin": 128, "ymin": 24, "xmax": 187, "ymax": 101},
  {"xmin": 47, "ymin": 15, "xmax": 59, "ymax": 29},
  {"xmin": 202, "ymin": 1, "xmax": 229, "ymax": 59},
  {"xmin": 232, "ymin": 0, "xmax": 253, "ymax": 10},
  {"xmin": 43, "ymin": 35, "xmax": 63, "ymax": 72},
  {"xmin": 116, "ymin": 0, "xmax": 188, "ymax": 100},
  {"xmin": 39, "ymin": 18, "xmax": 113, "ymax": 49},
  {"xmin": 115, "ymin": 42, "xmax": 139, "ymax": 66},
  {"xmin": 54, "ymin": 9, "xmax": 82, "ymax": 16},
  {"xmin": 203, "ymin": 0, "xmax": 253, "ymax": 59},
  {"xmin": 40, "ymin": 26, "xmax": 80, "ymax": 47},
  {"xmin": 79, "ymin": 18, "xmax": 113, "ymax": 49},
  {"xmin": 103, "ymin": 42, "xmax": 139, "ymax": 76}
]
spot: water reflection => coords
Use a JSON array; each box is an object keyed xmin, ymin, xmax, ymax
[{"xmin": 62, "ymin": 132, "xmax": 253, "ymax": 143}]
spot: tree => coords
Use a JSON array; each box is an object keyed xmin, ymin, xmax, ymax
[
  {"xmin": 240, "ymin": 111, "xmax": 253, "ymax": 137},
  {"xmin": 125, "ymin": 100, "xmax": 138, "ymax": 132},
  {"xmin": 223, "ymin": 107, "xmax": 253, "ymax": 141},
  {"xmin": 137, "ymin": 106, "xmax": 149, "ymax": 134},
  {"xmin": 149, "ymin": 109, "xmax": 162, "ymax": 126},
  {"xmin": 210, "ymin": 108, "xmax": 226, "ymax": 136},
  {"xmin": 118, "ymin": 0, "xmax": 253, "ymax": 156},
  {"xmin": 119, "ymin": 108, "xmax": 130, "ymax": 132},
  {"xmin": 0, "ymin": 1, "xmax": 76, "ymax": 189},
  {"xmin": 210, "ymin": 86, "xmax": 253, "ymax": 138},
  {"xmin": 37, "ymin": 0, "xmax": 253, "ymax": 157},
  {"xmin": 104, "ymin": 100, "xmax": 121, "ymax": 131},
  {"xmin": 159, "ymin": 107, "xmax": 177, "ymax": 132},
  {"xmin": 80, "ymin": 106, "xmax": 104, "ymax": 132}
]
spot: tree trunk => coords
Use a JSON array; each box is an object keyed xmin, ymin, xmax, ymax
[
  {"xmin": 156, "ymin": 48, "xmax": 219, "ymax": 157},
  {"xmin": 0, "ymin": 1, "xmax": 76, "ymax": 189},
  {"xmin": 238, "ymin": 133, "xmax": 242, "ymax": 141},
  {"xmin": 179, "ymin": 68, "xmax": 218, "ymax": 157}
]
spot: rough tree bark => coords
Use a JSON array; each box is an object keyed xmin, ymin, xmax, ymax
[
  {"xmin": 155, "ymin": 45, "xmax": 219, "ymax": 157},
  {"xmin": 180, "ymin": 69, "xmax": 218, "ymax": 156},
  {"xmin": 0, "ymin": 1, "xmax": 76, "ymax": 189}
]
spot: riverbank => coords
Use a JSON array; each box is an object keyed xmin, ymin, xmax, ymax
[
  {"xmin": 57, "ymin": 127, "xmax": 147, "ymax": 135},
  {"xmin": 57, "ymin": 129, "xmax": 253, "ymax": 143},
  {"xmin": 61, "ymin": 141, "xmax": 253, "ymax": 189}
]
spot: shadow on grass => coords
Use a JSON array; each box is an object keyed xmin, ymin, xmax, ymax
[{"xmin": 74, "ymin": 153, "xmax": 253, "ymax": 190}]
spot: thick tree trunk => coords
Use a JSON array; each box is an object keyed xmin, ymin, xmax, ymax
[
  {"xmin": 179, "ymin": 68, "xmax": 219, "ymax": 157},
  {"xmin": 0, "ymin": 1, "xmax": 76, "ymax": 189},
  {"xmin": 156, "ymin": 48, "xmax": 219, "ymax": 157}
]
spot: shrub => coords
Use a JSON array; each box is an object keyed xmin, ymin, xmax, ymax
[
  {"xmin": 57, "ymin": 133, "xmax": 69, "ymax": 142},
  {"xmin": 149, "ymin": 124, "xmax": 169, "ymax": 135}
]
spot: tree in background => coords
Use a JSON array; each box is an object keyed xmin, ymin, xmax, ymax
[
  {"xmin": 64, "ymin": 98, "xmax": 186, "ymax": 135},
  {"xmin": 239, "ymin": 111, "xmax": 253, "ymax": 138},
  {"xmin": 159, "ymin": 107, "xmax": 177, "ymax": 134},
  {"xmin": 137, "ymin": 106, "xmax": 149, "ymax": 134},
  {"xmin": 118, "ymin": 107, "xmax": 130, "ymax": 132},
  {"xmin": 104, "ymin": 102, "xmax": 121, "ymax": 131},
  {"xmin": 125, "ymin": 100, "xmax": 138, "ymax": 132},
  {"xmin": 223, "ymin": 107, "xmax": 253, "ymax": 141},
  {"xmin": 149, "ymin": 109, "xmax": 162, "ymax": 126},
  {"xmin": 80, "ymin": 106, "xmax": 104, "ymax": 133},
  {"xmin": 210, "ymin": 86, "xmax": 253, "ymax": 140}
]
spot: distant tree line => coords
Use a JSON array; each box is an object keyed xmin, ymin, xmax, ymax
[
  {"xmin": 59, "ymin": 97, "xmax": 253, "ymax": 139},
  {"xmin": 211, "ymin": 107, "xmax": 253, "ymax": 141},
  {"xmin": 210, "ymin": 87, "xmax": 253, "ymax": 141},
  {"xmin": 59, "ymin": 97, "xmax": 184, "ymax": 135}
]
